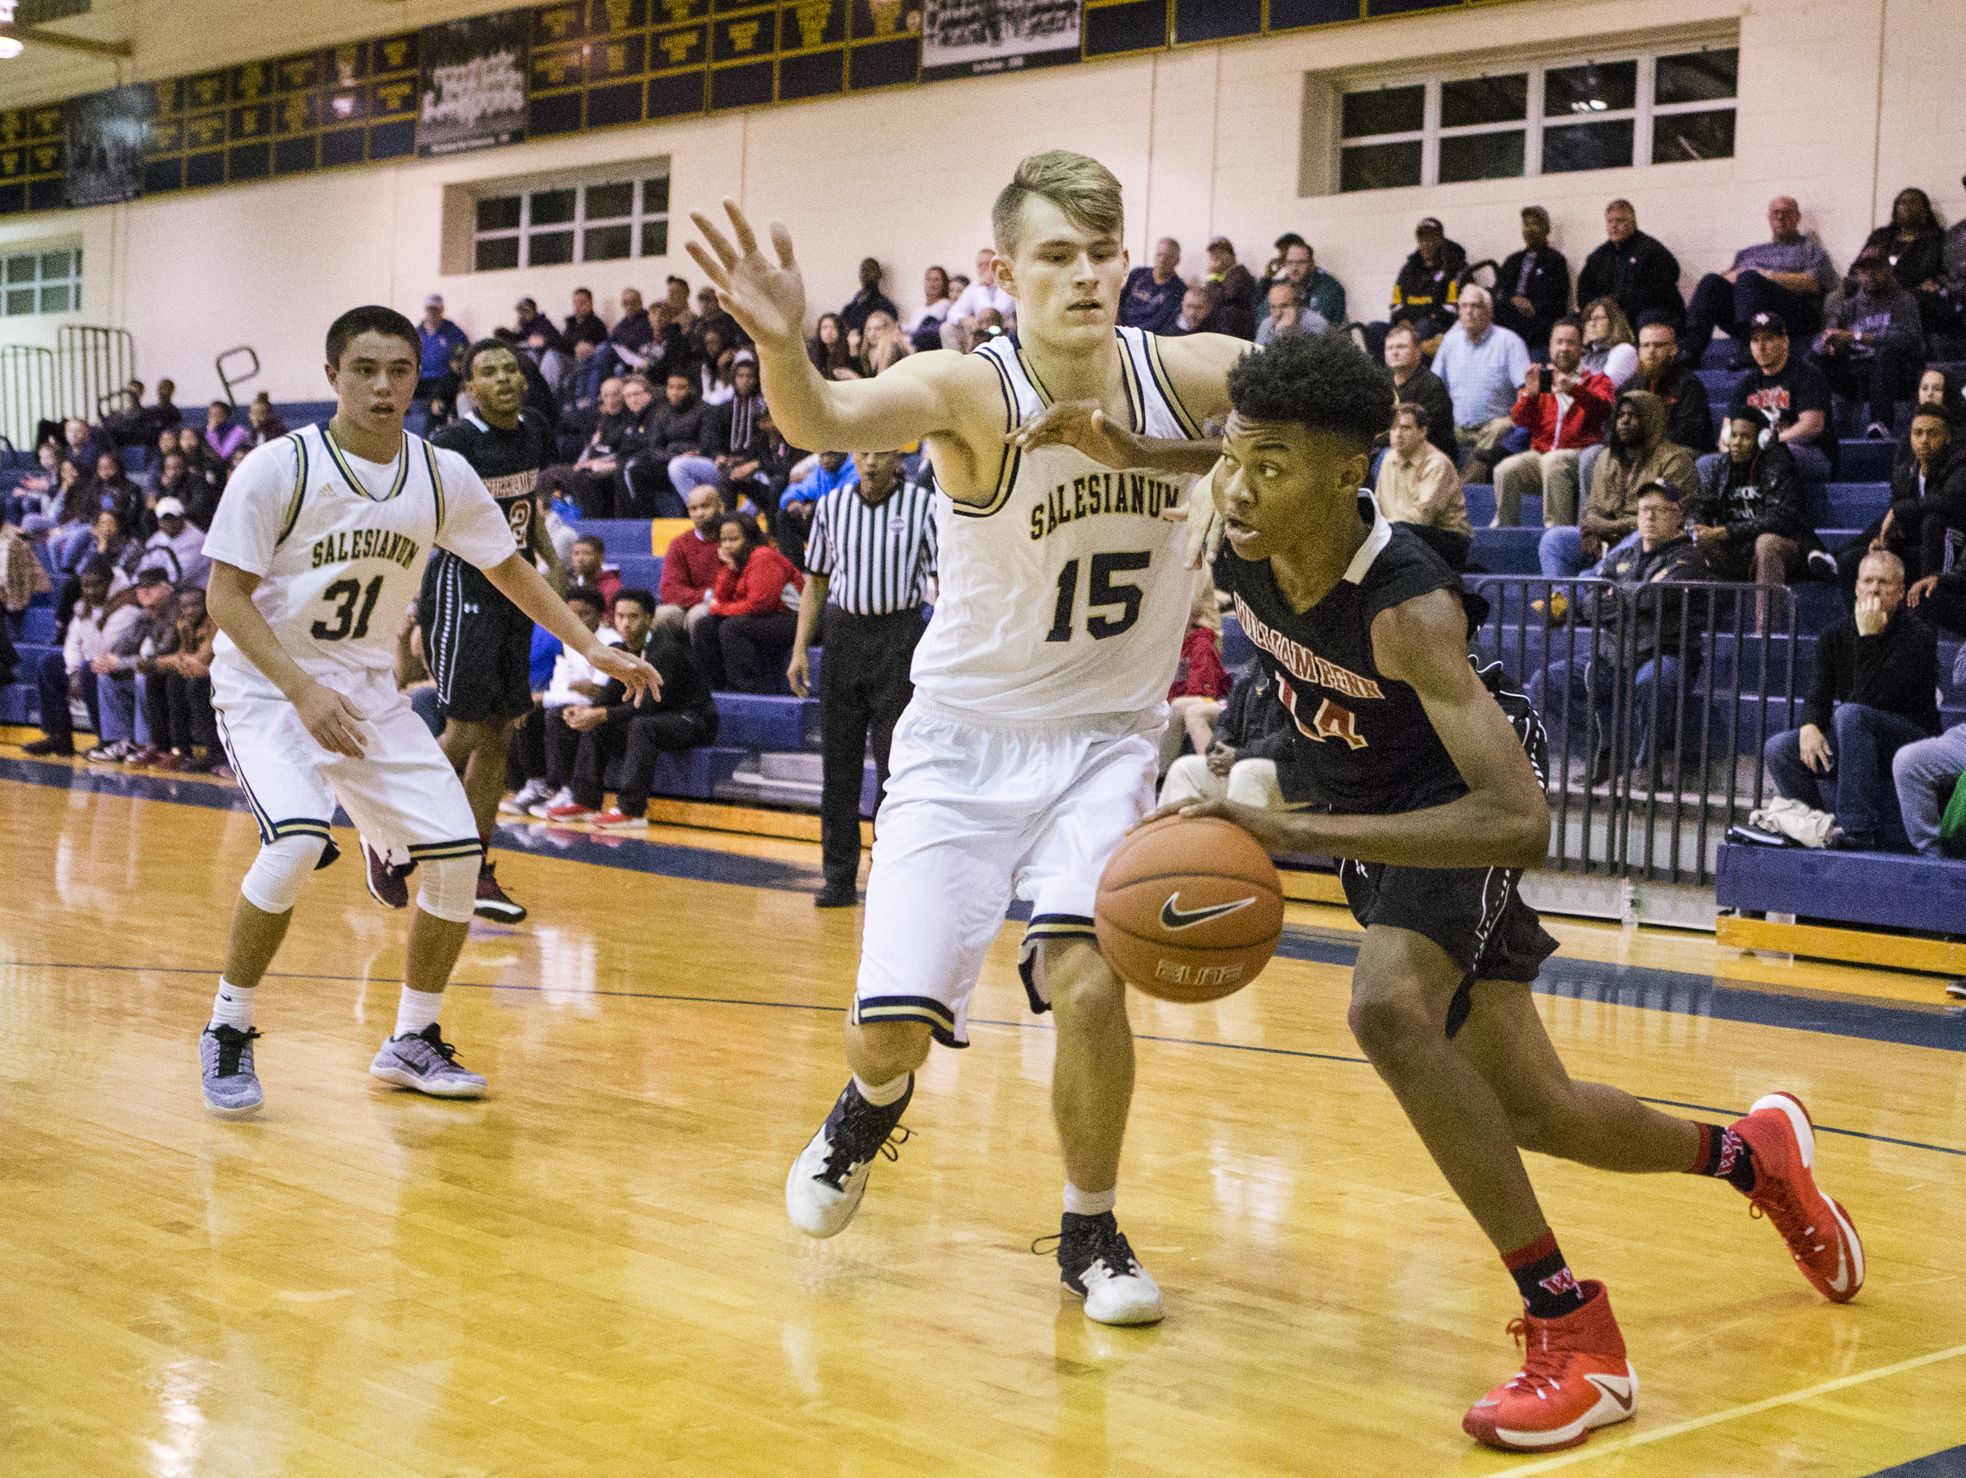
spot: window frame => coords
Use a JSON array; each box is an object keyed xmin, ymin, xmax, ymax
[
  {"xmin": 468, "ymin": 168, "xmax": 671, "ymax": 274},
  {"xmin": 1334, "ymin": 42, "xmax": 1737, "ymax": 194},
  {"xmin": 0, "ymin": 242, "xmax": 83, "ymax": 318}
]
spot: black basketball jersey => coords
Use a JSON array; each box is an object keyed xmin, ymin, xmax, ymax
[
  {"xmin": 1219, "ymin": 507, "xmax": 1497, "ymax": 815},
  {"xmin": 430, "ymin": 409, "xmax": 554, "ymax": 559}
]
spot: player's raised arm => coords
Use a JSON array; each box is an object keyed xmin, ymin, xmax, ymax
[{"xmin": 689, "ymin": 199, "xmax": 974, "ymax": 455}]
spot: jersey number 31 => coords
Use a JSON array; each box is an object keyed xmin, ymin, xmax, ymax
[{"xmin": 311, "ymin": 574, "xmax": 385, "ymax": 642}]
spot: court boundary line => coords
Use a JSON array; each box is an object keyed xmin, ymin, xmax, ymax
[
  {"xmin": 10, "ymin": 959, "xmax": 1963, "ymax": 1158},
  {"xmin": 1504, "ymin": 1341, "xmax": 1966, "ymax": 1474}
]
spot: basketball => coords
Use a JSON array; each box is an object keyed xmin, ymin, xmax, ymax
[{"xmin": 1094, "ymin": 816, "xmax": 1285, "ymax": 1003}]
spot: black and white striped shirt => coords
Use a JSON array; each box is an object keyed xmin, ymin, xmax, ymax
[{"xmin": 803, "ymin": 474, "xmax": 938, "ymax": 616}]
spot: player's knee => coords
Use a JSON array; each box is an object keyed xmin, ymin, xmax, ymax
[
  {"xmin": 240, "ymin": 833, "xmax": 329, "ymax": 914},
  {"xmin": 1046, "ymin": 942, "xmax": 1127, "ymax": 1024},
  {"xmin": 1502, "ymin": 1092, "xmax": 1577, "ymax": 1155},
  {"xmin": 847, "ymin": 1017, "xmax": 933, "ymax": 1079},
  {"xmin": 1346, "ymin": 984, "xmax": 1434, "ymax": 1069},
  {"xmin": 415, "ymin": 852, "xmax": 480, "ymax": 924}
]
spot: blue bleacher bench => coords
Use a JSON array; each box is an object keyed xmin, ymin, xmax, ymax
[{"xmin": 1717, "ymin": 843, "xmax": 1966, "ymax": 936}]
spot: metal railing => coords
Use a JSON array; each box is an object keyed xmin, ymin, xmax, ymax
[
  {"xmin": 0, "ymin": 343, "xmax": 56, "ymax": 452},
  {"xmin": 57, "ymin": 324, "xmax": 137, "ymax": 432},
  {"xmin": 1468, "ymin": 575, "xmax": 1800, "ymax": 886}
]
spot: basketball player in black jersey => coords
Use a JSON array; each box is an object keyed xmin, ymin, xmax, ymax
[
  {"xmin": 1134, "ymin": 334, "xmax": 1863, "ymax": 1454},
  {"xmin": 369, "ymin": 340, "xmax": 561, "ymax": 924}
]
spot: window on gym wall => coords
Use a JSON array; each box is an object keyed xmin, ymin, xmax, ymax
[
  {"xmin": 1, "ymin": 245, "xmax": 82, "ymax": 317},
  {"xmin": 470, "ymin": 169, "xmax": 670, "ymax": 273},
  {"xmin": 1335, "ymin": 45, "xmax": 1737, "ymax": 193}
]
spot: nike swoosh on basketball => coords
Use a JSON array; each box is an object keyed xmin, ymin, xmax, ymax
[
  {"xmin": 1585, "ymin": 1375, "xmax": 1635, "ymax": 1413},
  {"xmin": 1159, "ymin": 893, "xmax": 1256, "ymax": 931}
]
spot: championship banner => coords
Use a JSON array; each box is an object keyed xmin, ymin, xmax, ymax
[
  {"xmin": 416, "ymin": 10, "xmax": 530, "ymax": 158},
  {"xmin": 921, "ymin": 0, "xmax": 1082, "ymax": 82},
  {"xmin": 63, "ymin": 85, "xmax": 146, "ymax": 207}
]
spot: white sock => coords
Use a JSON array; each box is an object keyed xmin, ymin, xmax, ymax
[
  {"xmin": 852, "ymin": 1072, "xmax": 909, "ymax": 1107},
  {"xmin": 1064, "ymin": 1182, "xmax": 1116, "ymax": 1218},
  {"xmin": 209, "ymin": 980, "xmax": 254, "ymax": 1031},
  {"xmin": 393, "ymin": 986, "xmax": 444, "ymax": 1039}
]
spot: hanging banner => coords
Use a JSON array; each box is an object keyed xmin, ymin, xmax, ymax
[
  {"xmin": 416, "ymin": 10, "xmax": 530, "ymax": 158},
  {"xmin": 921, "ymin": 0, "xmax": 1081, "ymax": 82},
  {"xmin": 63, "ymin": 85, "xmax": 146, "ymax": 206}
]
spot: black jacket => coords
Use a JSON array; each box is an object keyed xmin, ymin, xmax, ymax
[
  {"xmin": 1577, "ymin": 230, "xmax": 1684, "ymax": 324},
  {"xmin": 1908, "ymin": 445, "xmax": 1966, "ymax": 580},
  {"xmin": 1392, "ymin": 366, "xmax": 1460, "ymax": 462},
  {"xmin": 1495, "ymin": 245, "xmax": 1572, "ymax": 340},
  {"xmin": 644, "ymin": 397, "xmax": 714, "ymax": 459},
  {"xmin": 1389, "ymin": 241, "xmax": 1468, "ymax": 337},
  {"xmin": 1690, "ymin": 440, "xmax": 1812, "ymax": 546},
  {"xmin": 1801, "ymin": 608, "xmax": 1940, "ymax": 735},
  {"xmin": 1585, "ymin": 534, "xmax": 1712, "ymax": 673},
  {"xmin": 703, "ymin": 395, "xmax": 774, "ymax": 463},
  {"xmin": 601, "ymin": 629, "xmax": 719, "ymax": 738},
  {"xmin": 1856, "ymin": 225, "xmax": 1944, "ymax": 296},
  {"xmin": 1211, "ymin": 666, "xmax": 1290, "ymax": 760},
  {"xmin": 1637, "ymin": 361, "xmax": 1712, "ymax": 455}
]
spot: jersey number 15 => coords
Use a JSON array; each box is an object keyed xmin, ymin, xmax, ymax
[{"xmin": 1044, "ymin": 551, "xmax": 1151, "ymax": 642}]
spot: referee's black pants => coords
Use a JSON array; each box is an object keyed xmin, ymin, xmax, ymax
[{"xmin": 818, "ymin": 606, "xmax": 923, "ymax": 894}]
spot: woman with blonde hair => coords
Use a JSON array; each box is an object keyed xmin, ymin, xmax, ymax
[{"xmin": 1580, "ymin": 296, "xmax": 1638, "ymax": 389}]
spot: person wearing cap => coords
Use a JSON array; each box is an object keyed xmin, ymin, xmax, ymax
[
  {"xmin": 416, "ymin": 294, "xmax": 468, "ymax": 403},
  {"xmin": 1681, "ymin": 197, "xmax": 1840, "ymax": 368},
  {"xmin": 1203, "ymin": 237, "xmax": 1256, "ymax": 318},
  {"xmin": 1388, "ymin": 217, "xmax": 1468, "ymax": 350},
  {"xmin": 1721, "ymin": 310, "xmax": 1836, "ymax": 484},
  {"xmin": 1119, "ymin": 237, "xmax": 1187, "ymax": 334},
  {"xmin": 1690, "ymin": 412, "xmax": 1821, "ymax": 617},
  {"xmin": 82, "ymin": 563, "xmax": 179, "ymax": 763},
  {"xmin": 1494, "ymin": 206, "xmax": 1572, "ymax": 356},
  {"xmin": 1576, "ymin": 200, "xmax": 1683, "ymax": 332},
  {"xmin": 1548, "ymin": 388, "xmax": 1698, "ymax": 579},
  {"xmin": 144, "ymin": 495, "xmax": 209, "ymax": 589},
  {"xmin": 1811, "ymin": 247, "xmax": 1925, "ymax": 440},
  {"xmin": 1527, "ymin": 479, "xmax": 1710, "ymax": 784}
]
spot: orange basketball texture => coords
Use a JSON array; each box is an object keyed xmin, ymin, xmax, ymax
[{"xmin": 1094, "ymin": 816, "xmax": 1284, "ymax": 1003}]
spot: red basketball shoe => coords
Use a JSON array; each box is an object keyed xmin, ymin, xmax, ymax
[
  {"xmin": 1730, "ymin": 1091, "xmax": 1864, "ymax": 1302},
  {"xmin": 1463, "ymin": 1281, "xmax": 1637, "ymax": 1453}
]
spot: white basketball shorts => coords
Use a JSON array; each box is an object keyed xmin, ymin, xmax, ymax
[
  {"xmin": 212, "ymin": 666, "xmax": 481, "ymax": 869},
  {"xmin": 852, "ymin": 698, "xmax": 1161, "ymax": 1047}
]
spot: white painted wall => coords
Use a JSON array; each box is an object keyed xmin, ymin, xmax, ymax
[{"xmin": 3, "ymin": 0, "xmax": 1960, "ymax": 405}]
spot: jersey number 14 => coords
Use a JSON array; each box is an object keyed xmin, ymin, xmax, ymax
[{"xmin": 1278, "ymin": 676, "xmax": 1368, "ymax": 750}]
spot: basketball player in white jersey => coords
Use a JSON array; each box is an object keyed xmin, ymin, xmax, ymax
[
  {"xmin": 690, "ymin": 152, "xmax": 1244, "ymax": 1323},
  {"xmin": 197, "ymin": 305, "xmax": 656, "ymax": 1116}
]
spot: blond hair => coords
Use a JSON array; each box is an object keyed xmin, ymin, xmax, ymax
[{"xmin": 992, "ymin": 150, "xmax": 1124, "ymax": 257}]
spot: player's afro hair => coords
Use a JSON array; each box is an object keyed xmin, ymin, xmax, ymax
[{"xmin": 1226, "ymin": 332, "xmax": 1397, "ymax": 453}]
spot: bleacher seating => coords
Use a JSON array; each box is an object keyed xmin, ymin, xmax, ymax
[{"xmin": 1717, "ymin": 843, "xmax": 1966, "ymax": 936}]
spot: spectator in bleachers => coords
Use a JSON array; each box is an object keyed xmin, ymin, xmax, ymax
[
  {"xmin": 62, "ymin": 416, "xmax": 102, "ymax": 468},
  {"xmin": 9, "ymin": 441, "xmax": 61, "ymax": 521},
  {"xmin": 1493, "ymin": 205, "xmax": 1571, "ymax": 355},
  {"xmin": 1157, "ymin": 665, "xmax": 1289, "ymax": 812},
  {"xmin": 1389, "ymin": 216, "xmax": 1467, "ymax": 350},
  {"xmin": 1546, "ymin": 390, "xmax": 1698, "ymax": 579},
  {"xmin": 23, "ymin": 555, "xmax": 129, "ymax": 757},
  {"xmin": 1384, "ymin": 321, "xmax": 1459, "ymax": 463},
  {"xmin": 693, "ymin": 283, "xmax": 744, "ymax": 358},
  {"xmin": 80, "ymin": 564, "xmax": 176, "ymax": 763},
  {"xmin": 1256, "ymin": 280, "xmax": 1321, "ymax": 345},
  {"xmin": 775, "ymin": 450, "xmax": 855, "ymax": 563},
  {"xmin": 48, "ymin": 458, "xmax": 93, "ymax": 570},
  {"xmin": 1681, "ymin": 196, "xmax": 1841, "ymax": 368},
  {"xmin": 1376, "ymin": 404, "xmax": 1469, "ymax": 569},
  {"xmin": 844, "ymin": 311, "xmax": 910, "ymax": 378},
  {"xmin": 151, "ymin": 584, "xmax": 218, "ymax": 771},
  {"xmin": 1431, "ymin": 284, "xmax": 1530, "ymax": 480},
  {"xmin": 943, "ymin": 246, "xmax": 1018, "ymax": 351},
  {"xmin": 1856, "ymin": 187, "xmax": 1948, "ymax": 334},
  {"xmin": 1690, "ymin": 413, "xmax": 1818, "ymax": 599},
  {"xmin": 100, "ymin": 380, "xmax": 151, "ymax": 449},
  {"xmin": 1120, "ymin": 237, "xmax": 1186, "ymax": 333},
  {"xmin": 551, "ymin": 587, "xmax": 719, "ymax": 830},
  {"xmin": 623, "ymin": 370, "xmax": 713, "ymax": 517},
  {"xmin": 1917, "ymin": 367, "xmax": 1966, "ymax": 424},
  {"xmin": 1261, "ymin": 235, "xmax": 1347, "ymax": 331},
  {"xmin": 1835, "ymin": 404, "xmax": 1960, "ymax": 598},
  {"xmin": 1631, "ymin": 314, "xmax": 1713, "ymax": 454},
  {"xmin": 696, "ymin": 325, "xmax": 739, "ymax": 404},
  {"xmin": 1493, "ymin": 317, "xmax": 1614, "ymax": 527},
  {"xmin": 839, "ymin": 256, "xmax": 900, "ymax": 334},
  {"xmin": 906, "ymin": 264, "xmax": 954, "ymax": 353},
  {"xmin": 504, "ymin": 586, "xmax": 616, "ymax": 819},
  {"xmin": 244, "ymin": 393, "xmax": 288, "ymax": 449},
  {"xmin": 143, "ymin": 497, "xmax": 208, "ymax": 589},
  {"xmin": 606, "ymin": 286, "xmax": 656, "ymax": 377},
  {"xmin": 656, "ymin": 484, "xmax": 730, "ymax": 639},
  {"xmin": 1576, "ymin": 199, "xmax": 1684, "ymax": 329},
  {"xmin": 665, "ymin": 275, "xmax": 696, "ymax": 339},
  {"xmin": 1812, "ymin": 246, "xmax": 1925, "ymax": 440},
  {"xmin": 1765, "ymin": 550, "xmax": 1938, "ymax": 851},
  {"xmin": 671, "ymin": 358, "xmax": 774, "ymax": 512},
  {"xmin": 1725, "ymin": 311, "xmax": 1837, "ymax": 483},
  {"xmin": 202, "ymin": 401, "xmax": 247, "ymax": 463},
  {"xmin": 175, "ymin": 425, "xmax": 222, "ymax": 496},
  {"xmin": 1204, "ymin": 237, "xmax": 1257, "ymax": 319},
  {"xmin": 1580, "ymin": 297, "xmax": 1639, "ymax": 390},
  {"xmin": 86, "ymin": 451, "xmax": 143, "ymax": 535},
  {"xmin": 1904, "ymin": 429, "xmax": 1966, "ymax": 637},
  {"xmin": 1942, "ymin": 178, "xmax": 1966, "ymax": 333},
  {"xmin": 692, "ymin": 512, "xmax": 803, "ymax": 694},
  {"xmin": 808, "ymin": 312, "xmax": 852, "ymax": 379},
  {"xmin": 416, "ymin": 294, "xmax": 468, "ymax": 403},
  {"xmin": 1172, "ymin": 281, "xmax": 1219, "ymax": 337},
  {"xmin": 553, "ymin": 376, "xmax": 633, "ymax": 518},
  {"xmin": 1163, "ymin": 578, "xmax": 1234, "ymax": 768},
  {"xmin": 566, "ymin": 535, "xmax": 621, "ymax": 608},
  {"xmin": 564, "ymin": 287, "xmax": 609, "ymax": 351},
  {"xmin": 1892, "ymin": 655, "xmax": 1966, "ymax": 856},
  {"xmin": 138, "ymin": 378, "xmax": 182, "ymax": 442},
  {"xmin": 1529, "ymin": 481, "xmax": 1710, "ymax": 783}
]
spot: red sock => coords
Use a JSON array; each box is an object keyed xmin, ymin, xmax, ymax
[{"xmin": 1503, "ymin": 1231, "xmax": 1589, "ymax": 1319}]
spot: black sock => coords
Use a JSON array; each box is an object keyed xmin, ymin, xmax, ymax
[
  {"xmin": 1503, "ymin": 1232, "xmax": 1589, "ymax": 1319},
  {"xmin": 1689, "ymin": 1123, "xmax": 1758, "ymax": 1193}
]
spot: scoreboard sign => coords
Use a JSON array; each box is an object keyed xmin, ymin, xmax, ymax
[{"xmin": 0, "ymin": 0, "xmax": 1522, "ymax": 217}]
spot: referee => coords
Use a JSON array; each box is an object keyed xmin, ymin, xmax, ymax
[{"xmin": 787, "ymin": 448, "xmax": 937, "ymax": 908}]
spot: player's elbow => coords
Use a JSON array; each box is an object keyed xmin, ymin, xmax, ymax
[{"xmin": 1502, "ymin": 796, "xmax": 1551, "ymax": 869}]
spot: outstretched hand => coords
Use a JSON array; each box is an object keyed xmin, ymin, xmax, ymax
[
  {"xmin": 687, "ymin": 198, "xmax": 807, "ymax": 349},
  {"xmin": 591, "ymin": 644, "xmax": 662, "ymax": 707},
  {"xmin": 1007, "ymin": 400, "xmax": 1146, "ymax": 469},
  {"xmin": 1136, "ymin": 796, "xmax": 1295, "ymax": 853}
]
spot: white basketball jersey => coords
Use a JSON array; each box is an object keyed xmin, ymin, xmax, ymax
[
  {"xmin": 204, "ymin": 422, "xmax": 515, "ymax": 702},
  {"xmin": 909, "ymin": 327, "xmax": 1202, "ymax": 721}
]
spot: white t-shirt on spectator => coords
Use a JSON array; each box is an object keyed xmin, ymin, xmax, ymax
[
  {"xmin": 544, "ymin": 626, "xmax": 621, "ymax": 708},
  {"xmin": 906, "ymin": 300, "xmax": 951, "ymax": 335},
  {"xmin": 950, "ymin": 281, "xmax": 1016, "ymax": 327}
]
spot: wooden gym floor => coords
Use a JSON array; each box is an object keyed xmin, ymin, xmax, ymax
[{"xmin": 3, "ymin": 751, "xmax": 1965, "ymax": 1477}]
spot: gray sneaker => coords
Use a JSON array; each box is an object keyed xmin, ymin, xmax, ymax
[
  {"xmin": 369, "ymin": 1023, "xmax": 487, "ymax": 1098},
  {"xmin": 200, "ymin": 1025, "xmax": 265, "ymax": 1116}
]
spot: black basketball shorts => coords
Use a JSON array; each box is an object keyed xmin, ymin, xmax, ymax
[
  {"xmin": 1338, "ymin": 858, "xmax": 1560, "ymax": 1038},
  {"xmin": 418, "ymin": 553, "xmax": 534, "ymax": 725}
]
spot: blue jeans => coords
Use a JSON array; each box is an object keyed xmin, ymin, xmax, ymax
[
  {"xmin": 668, "ymin": 454, "xmax": 721, "ymax": 505},
  {"xmin": 95, "ymin": 671, "xmax": 139, "ymax": 744},
  {"xmin": 1764, "ymin": 703, "xmax": 1925, "ymax": 850},
  {"xmin": 1891, "ymin": 725, "xmax": 1966, "ymax": 855},
  {"xmin": 1538, "ymin": 527, "xmax": 1638, "ymax": 579},
  {"xmin": 1529, "ymin": 652, "xmax": 1693, "ymax": 774}
]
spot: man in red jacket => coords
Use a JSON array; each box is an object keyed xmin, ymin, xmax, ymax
[
  {"xmin": 1492, "ymin": 317, "xmax": 1614, "ymax": 527},
  {"xmin": 655, "ymin": 483, "xmax": 727, "ymax": 637}
]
